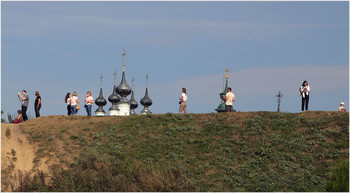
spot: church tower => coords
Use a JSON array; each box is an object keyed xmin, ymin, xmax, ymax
[
  {"xmin": 95, "ymin": 74, "xmax": 107, "ymax": 116},
  {"xmin": 116, "ymin": 49, "xmax": 132, "ymax": 116}
]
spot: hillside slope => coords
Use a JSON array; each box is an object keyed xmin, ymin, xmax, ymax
[{"xmin": 1, "ymin": 111, "xmax": 349, "ymax": 192}]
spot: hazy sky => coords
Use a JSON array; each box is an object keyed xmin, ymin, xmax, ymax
[{"xmin": 1, "ymin": 1, "xmax": 349, "ymax": 117}]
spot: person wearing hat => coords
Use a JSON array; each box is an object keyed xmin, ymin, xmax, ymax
[{"xmin": 339, "ymin": 102, "xmax": 347, "ymax": 112}]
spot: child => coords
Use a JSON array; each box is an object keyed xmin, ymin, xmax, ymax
[
  {"xmin": 12, "ymin": 110, "xmax": 24, "ymax": 124},
  {"xmin": 339, "ymin": 102, "xmax": 347, "ymax": 112}
]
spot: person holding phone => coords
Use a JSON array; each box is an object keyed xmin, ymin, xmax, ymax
[
  {"xmin": 300, "ymin": 80, "xmax": 310, "ymax": 111},
  {"xmin": 18, "ymin": 90, "xmax": 29, "ymax": 121}
]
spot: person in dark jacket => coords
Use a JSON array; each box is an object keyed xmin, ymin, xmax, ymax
[{"xmin": 34, "ymin": 91, "xmax": 42, "ymax": 118}]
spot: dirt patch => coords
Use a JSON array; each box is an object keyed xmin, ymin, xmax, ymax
[{"xmin": 1, "ymin": 123, "xmax": 36, "ymax": 192}]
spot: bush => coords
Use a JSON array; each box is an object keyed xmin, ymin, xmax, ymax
[{"xmin": 326, "ymin": 159, "xmax": 349, "ymax": 192}]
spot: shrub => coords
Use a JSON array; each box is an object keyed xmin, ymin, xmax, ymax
[{"xmin": 326, "ymin": 159, "xmax": 349, "ymax": 192}]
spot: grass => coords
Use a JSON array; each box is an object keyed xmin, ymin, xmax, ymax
[{"xmin": 13, "ymin": 112, "xmax": 349, "ymax": 192}]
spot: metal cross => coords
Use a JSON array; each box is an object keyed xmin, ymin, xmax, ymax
[
  {"xmin": 132, "ymin": 76, "xmax": 135, "ymax": 90},
  {"xmin": 276, "ymin": 91, "xmax": 283, "ymax": 112},
  {"xmin": 122, "ymin": 49, "xmax": 126, "ymax": 71},
  {"xmin": 113, "ymin": 70, "xmax": 117, "ymax": 84},
  {"xmin": 146, "ymin": 73, "xmax": 149, "ymax": 88},
  {"xmin": 226, "ymin": 68, "xmax": 229, "ymax": 80},
  {"xmin": 100, "ymin": 73, "xmax": 103, "ymax": 88}
]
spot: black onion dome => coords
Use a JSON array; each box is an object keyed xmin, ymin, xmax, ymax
[
  {"xmin": 140, "ymin": 87, "xmax": 152, "ymax": 106},
  {"xmin": 108, "ymin": 85, "xmax": 120, "ymax": 104},
  {"xmin": 95, "ymin": 88, "xmax": 107, "ymax": 106},
  {"xmin": 129, "ymin": 90, "xmax": 138, "ymax": 108},
  {"xmin": 116, "ymin": 71, "xmax": 131, "ymax": 101}
]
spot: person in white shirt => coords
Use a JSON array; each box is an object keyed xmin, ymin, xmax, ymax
[
  {"xmin": 300, "ymin": 80, "xmax": 310, "ymax": 111},
  {"xmin": 179, "ymin": 88, "xmax": 188, "ymax": 114},
  {"xmin": 70, "ymin": 92, "xmax": 80, "ymax": 115},
  {"xmin": 65, "ymin": 93, "xmax": 72, "ymax": 115},
  {"xmin": 85, "ymin": 91, "xmax": 94, "ymax": 116},
  {"xmin": 224, "ymin": 87, "xmax": 235, "ymax": 112}
]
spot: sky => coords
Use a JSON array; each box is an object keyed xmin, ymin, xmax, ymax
[{"xmin": 1, "ymin": 1, "xmax": 349, "ymax": 118}]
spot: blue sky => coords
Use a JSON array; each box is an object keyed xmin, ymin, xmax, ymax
[{"xmin": 1, "ymin": 1, "xmax": 349, "ymax": 117}]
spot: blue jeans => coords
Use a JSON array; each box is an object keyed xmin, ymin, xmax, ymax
[
  {"xmin": 85, "ymin": 104, "xmax": 92, "ymax": 116},
  {"xmin": 71, "ymin": 105, "xmax": 77, "ymax": 115}
]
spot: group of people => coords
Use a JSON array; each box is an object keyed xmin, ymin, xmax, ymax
[
  {"xmin": 9, "ymin": 81, "xmax": 347, "ymax": 123},
  {"xmin": 12, "ymin": 90, "xmax": 41, "ymax": 124},
  {"xmin": 299, "ymin": 80, "xmax": 347, "ymax": 112},
  {"xmin": 177, "ymin": 86, "xmax": 236, "ymax": 114},
  {"xmin": 178, "ymin": 80, "xmax": 346, "ymax": 114},
  {"xmin": 65, "ymin": 91, "xmax": 94, "ymax": 116}
]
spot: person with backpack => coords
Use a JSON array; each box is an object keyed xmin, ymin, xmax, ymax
[{"xmin": 70, "ymin": 92, "xmax": 80, "ymax": 115}]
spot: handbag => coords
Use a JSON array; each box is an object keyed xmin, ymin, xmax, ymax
[{"xmin": 76, "ymin": 103, "xmax": 80, "ymax": 110}]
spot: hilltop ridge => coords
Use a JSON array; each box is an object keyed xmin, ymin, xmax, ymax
[{"xmin": 1, "ymin": 111, "xmax": 349, "ymax": 192}]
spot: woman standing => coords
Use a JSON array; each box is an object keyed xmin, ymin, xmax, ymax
[
  {"xmin": 179, "ymin": 88, "xmax": 188, "ymax": 114},
  {"xmin": 85, "ymin": 91, "xmax": 94, "ymax": 116},
  {"xmin": 34, "ymin": 91, "xmax": 42, "ymax": 118},
  {"xmin": 300, "ymin": 80, "xmax": 310, "ymax": 111},
  {"xmin": 70, "ymin": 92, "xmax": 79, "ymax": 115},
  {"xmin": 65, "ymin": 93, "xmax": 72, "ymax": 115}
]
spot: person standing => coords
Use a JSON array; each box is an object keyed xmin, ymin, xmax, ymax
[
  {"xmin": 339, "ymin": 102, "xmax": 347, "ymax": 112},
  {"xmin": 17, "ymin": 90, "xmax": 29, "ymax": 121},
  {"xmin": 34, "ymin": 91, "xmax": 42, "ymax": 118},
  {"xmin": 70, "ymin": 92, "xmax": 79, "ymax": 115},
  {"xmin": 224, "ymin": 87, "xmax": 235, "ymax": 112},
  {"xmin": 65, "ymin": 93, "xmax": 72, "ymax": 115},
  {"xmin": 85, "ymin": 91, "xmax": 94, "ymax": 116},
  {"xmin": 300, "ymin": 80, "xmax": 310, "ymax": 111},
  {"xmin": 179, "ymin": 88, "xmax": 188, "ymax": 114}
]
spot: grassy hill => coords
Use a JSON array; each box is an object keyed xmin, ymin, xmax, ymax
[{"xmin": 7, "ymin": 111, "xmax": 349, "ymax": 191}]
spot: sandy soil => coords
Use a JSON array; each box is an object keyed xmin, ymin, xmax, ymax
[{"xmin": 1, "ymin": 123, "xmax": 35, "ymax": 192}]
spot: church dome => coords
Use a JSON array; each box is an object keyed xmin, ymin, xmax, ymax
[{"xmin": 95, "ymin": 87, "xmax": 107, "ymax": 106}]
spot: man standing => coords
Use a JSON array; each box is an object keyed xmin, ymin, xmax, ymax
[
  {"xmin": 224, "ymin": 87, "xmax": 235, "ymax": 112},
  {"xmin": 18, "ymin": 90, "xmax": 29, "ymax": 121}
]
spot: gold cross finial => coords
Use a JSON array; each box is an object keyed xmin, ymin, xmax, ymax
[
  {"xmin": 226, "ymin": 68, "xmax": 229, "ymax": 79},
  {"xmin": 122, "ymin": 49, "xmax": 126, "ymax": 72}
]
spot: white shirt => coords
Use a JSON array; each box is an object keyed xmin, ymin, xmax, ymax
[
  {"xmin": 67, "ymin": 98, "xmax": 71, "ymax": 105},
  {"xmin": 85, "ymin": 96, "xmax": 93, "ymax": 105},
  {"xmin": 225, "ymin": 92, "xmax": 235, "ymax": 106},
  {"xmin": 181, "ymin": 93, "xmax": 188, "ymax": 102},
  {"xmin": 300, "ymin": 85, "xmax": 310, "ymax": 98},
  {"xmin": 70, "ymin": 96, "xmax": 78, "ymax": 106}
]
